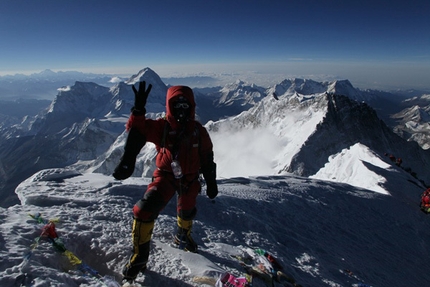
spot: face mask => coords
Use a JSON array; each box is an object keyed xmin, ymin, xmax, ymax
[{"xmin": 173, "ymin": 99, "xmax": 190, "ymax": 123}]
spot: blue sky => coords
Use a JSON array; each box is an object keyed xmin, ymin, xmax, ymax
[{"xmin": 1, "ymin": 0, "xmax": 429, "ymax": 90}]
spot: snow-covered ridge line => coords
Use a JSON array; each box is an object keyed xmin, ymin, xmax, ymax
[{"xmin": 1, "ymin": 168, "xmax": 429, "ymax": 286}]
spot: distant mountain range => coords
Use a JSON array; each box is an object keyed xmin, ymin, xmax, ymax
[
  {"xmin": 0, "ymin": 69, "xmax": 117, "ymax": 100},
  {"xmin": 0, "ymin": 67, "xmax": 429, "ymax": 208},
  {"xmin": 0, "ymin": 69, "xmax": 225, "ymax": 101}
]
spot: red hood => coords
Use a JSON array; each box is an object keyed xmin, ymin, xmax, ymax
[{"xmin": 166, "ymin": 86, "xmax": 196, "ymax": 128}]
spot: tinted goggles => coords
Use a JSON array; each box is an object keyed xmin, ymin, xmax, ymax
[{"xmin": 173, "ymin": 102, "xmax": 190, "ymax": 109}]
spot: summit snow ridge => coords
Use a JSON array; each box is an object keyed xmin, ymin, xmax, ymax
[{"xmin": 1, "ymin": 167, "xmax": 429, "ymax": 286}]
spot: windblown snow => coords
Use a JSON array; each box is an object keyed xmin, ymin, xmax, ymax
[{"xmin": 211, "ymin": 106, "xmax": 325, "ymax": 179}]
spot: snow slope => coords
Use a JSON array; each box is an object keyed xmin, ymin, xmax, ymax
[
  {"xmin": 310, "ymin": 143, "xmax": 392, "ymax": 194},
  {"xmin": 1, "ymin": 161, "xmax": 429, "ymax": 287}
]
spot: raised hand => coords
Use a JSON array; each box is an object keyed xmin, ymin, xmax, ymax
[{"xmin": 131, "ymin": 81, "xmax": 152, "ymax": 115}]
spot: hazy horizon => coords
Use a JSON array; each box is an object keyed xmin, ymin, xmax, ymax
[{"xmin": 1, "ymin": 0, "xmax": 429, "ymax": 91}]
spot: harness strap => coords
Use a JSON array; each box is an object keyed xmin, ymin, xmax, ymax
[{"xmin": 160, "ymin": 121, "xmax": 202, "ymax": 159}]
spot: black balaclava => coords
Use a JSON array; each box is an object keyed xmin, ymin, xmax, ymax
[{"xmin": 172, "ymin": 96, "xmax": 191, "ymax": 124}]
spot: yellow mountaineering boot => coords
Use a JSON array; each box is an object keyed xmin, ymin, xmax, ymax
[
  {"xmin": 122, "ymin": 220, "xmax": 154, "ymax": 282},
  {"xmin": 173, "ymin": 216, "xmax": 198, "ymax": 253}
]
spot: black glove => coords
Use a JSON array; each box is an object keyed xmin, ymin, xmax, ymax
[
  {"xmin": 131, "ymin": 81, "xmax": 152, "ymax": 115},
  {"xmin": 202, "ymin": 162, "xmax": 218, "ymax": 199},
  {"xmin": 113, "ymin": 128, "xmax": 146, "ymax": 180},
  {"xmin": 206, "ymin": 181, "xmax": 218, "ymax": 200}
]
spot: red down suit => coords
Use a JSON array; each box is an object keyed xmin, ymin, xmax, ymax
[{"xmin": 126, "ymin": 85, "xmax": 215, "ymax": 222}]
